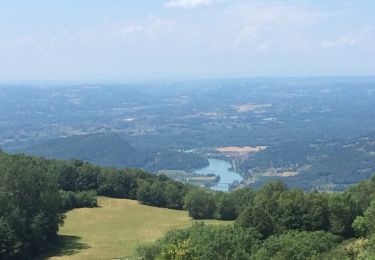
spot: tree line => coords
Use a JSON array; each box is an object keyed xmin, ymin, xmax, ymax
[
  {"xmin": 137, "ymin": 176, "xmax": 375, "ymax": 259},
  {"xmin": 2, "ymin": 148, "xmax": 375, "ymax": 259},
  {"xmin": 0, "ymin": 150, "xmax": 193, "ymax": 259}
]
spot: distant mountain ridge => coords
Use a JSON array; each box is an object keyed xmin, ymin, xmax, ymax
[
  {"xmin": 23, "ymin": 133, "xmax": 134, "ymax": 167},
  {"xmin": 22, "ymin": 133, "xmax": 208, "ymax": 172}
]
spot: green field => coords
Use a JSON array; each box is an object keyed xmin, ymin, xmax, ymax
[{"xmin": 48, "ymin": 197, "xmax": 229, "ymax": 260}]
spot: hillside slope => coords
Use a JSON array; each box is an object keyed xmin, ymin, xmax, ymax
[
  {"xmin": 22, "ymin": 133, "xmax": 208, "ymax": 171},
  {"xmin": 48, "ymin": 197, "xmax": 229, "ymax": 259}
]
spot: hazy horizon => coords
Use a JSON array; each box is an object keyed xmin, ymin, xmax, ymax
[{"xmin": 1, "ymin": 75, "xmax": 375, "ymax": 84}]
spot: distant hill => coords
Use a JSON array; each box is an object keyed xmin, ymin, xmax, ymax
[
  {"xmin": 22, "ymin": 133, "xmax": 208, "ymax": 171},
  {"xmin": 239, "ymin": 133, "xmax": 375, "ymax": 191},
  {"xmin": 23, "ymin": 133, "xmax": 134, "ymax": 167}
]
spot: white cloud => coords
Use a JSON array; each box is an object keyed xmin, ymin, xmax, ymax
[
  {"xmin": 321, "ymin": 26, "xmax": 373, "ymax": 48},
  {"xmin": 165, "ymin": 0, "xmax": 212, "ymax": 9},
  {"xmin": 115, "ymin": 17, "xmax": 174, "ymax": 40},
  {"xmin": 120, "ymin": 25, "xmax": 144, "ymax": 37},
  {"xmin": 146, "ymin": 16, "xmax": 174, "ymax": 35},
  {"xmin": 215, "ymin": 4, "xmax": 319, "ymax": 52}
]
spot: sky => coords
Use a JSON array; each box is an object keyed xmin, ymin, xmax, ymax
[{"xmin": 0, "ymin": 0, "xmax": 375, "ymax": 81}]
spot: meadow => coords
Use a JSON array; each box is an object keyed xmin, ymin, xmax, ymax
[{"xmin": 48, "ymin": 197, "xmax": 229, "ymax": 259}]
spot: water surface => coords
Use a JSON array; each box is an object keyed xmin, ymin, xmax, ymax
[{"xmin": 194, "ymin": 159, "xmax": 243, "ymax": 191}]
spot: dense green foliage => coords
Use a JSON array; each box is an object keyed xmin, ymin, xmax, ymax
[
  {"xmin": 3, "ymin": 148, "xmax": 375, "ymax": 259},
  {"xmin": 60, "ymin": 190, "xmax": 98, "ymax": 211},
  {"xmin": 136, "ymin": 223, "xmax": 261, "ymax": 260},
  {"xmin": 136, "ymin": 175, "xmax": 190, "ymax": 209},
  {"xmin": 136, "ymin": 224, "xmax": 341, "ymax": 260},
  {"xmin": 0, "ymin": 150, "xmax": 190, "ymax": 258},
  {"xmin": 47, "ymin": 156, "xmax": 191, "ymax": 210},
  {"xmin": 251, "ymin": 231, "xmax": 340, "ymax": 260},
  {"xmin": 52, "ymin": 160, "xmax": 191, "ymax": 210},
  {"xmin": 184, "ymin": 189, "xmax": 217, "ymax": 219},
  {"xmin": 138, "ymin": 176, "xmax": 375, "ymax": 259},
  {"xmin": 0, "ymin": 153, "xmax": 63, "ymax": 259}
]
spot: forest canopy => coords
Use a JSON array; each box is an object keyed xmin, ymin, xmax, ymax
[{"xmin": 1, "ymin": 150, "xmax": 375, "ymax": 259}]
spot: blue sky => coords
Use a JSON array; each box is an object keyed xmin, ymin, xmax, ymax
[{"xmin": 0, "ymin": 0, "xmax": 374, "ymax": 81}]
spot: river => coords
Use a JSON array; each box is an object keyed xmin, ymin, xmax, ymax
[{"xmin": 194, "ymin": 158, "xmax": 243, "ymax": 191}]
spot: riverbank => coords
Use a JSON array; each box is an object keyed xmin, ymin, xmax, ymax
[
  {"xmin": 194, "ymin": 159, "xmax": 243, "ymax": 191},
  {"xmin": 158, "ymin": 159, "xmax": 243, "ymax": 191}
]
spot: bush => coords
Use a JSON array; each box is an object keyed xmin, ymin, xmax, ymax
[
  {"xmin": 136, "ymin": 223, "xmax": 260, "ymax": 260},
  {"xmin": 136, "ymin": 179, "xmax": 187, "ymax": 210},
  {"xmin": 60, "ymin": 190, "xmax": 97, "ymax": 211},
  {"xmin": 251, "ymin": 230, "xmax": 341, "ymax": 260},
  {"xmin": 184, "ymin": 189, "xmax": 217, "ymax": 219}
]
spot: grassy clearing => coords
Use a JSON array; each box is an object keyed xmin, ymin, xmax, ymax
[{"xmin": 48, "ymin": 197, "xmax": 230, "ymax": 260}]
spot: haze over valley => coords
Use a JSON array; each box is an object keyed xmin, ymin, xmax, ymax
[{"xmin": 2, "ymin": 77, "xmax": 375, "ymax": 191}]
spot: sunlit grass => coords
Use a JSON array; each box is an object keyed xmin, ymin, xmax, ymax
[{"xmin": 49, "ymin": 196, "xmax": 231, "ymax": 260}]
